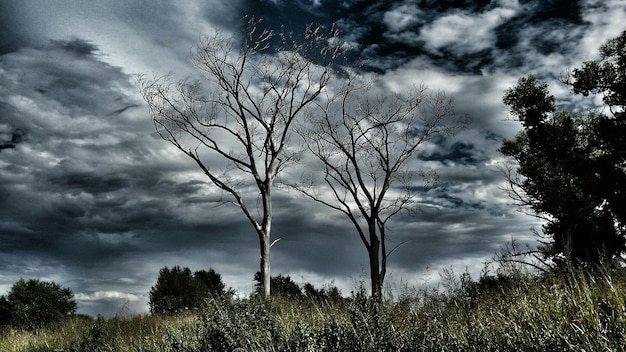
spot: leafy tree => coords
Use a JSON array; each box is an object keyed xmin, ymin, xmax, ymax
[
  {"xmin": 1, "ymin": 278, "xmax": 76, "ymax": 330},
  {"xmin": 253, "ymin": 273, "xmax": 343, "ymax": 303},
  {"xmin": 149, "ymin": 266, "xmax": 196, "ymax": 315},
  {"xmin": 303, "ymin": 282, "xmax": 324, "ymax": 301},
  {"xmin": 303, "ymin": 282, "xmax": 343, "ymax": 304},
  {"xmin": 149, "ymin": 266, "xmax": 229, "ymax": 315},
  {"xmin": 0, "ymin": 296, "xmax": 11, "ymax": 327},
  {"xmin": 568, "ymin": 31, "xmax": 626, "ymax": 228},
  {"xmin": 253, "ymin": 272, "xmax": 304, "ymax": 300},
  {"xmin": 324, "ymin": 285, "xmax": 344, "ymax": 304},
  {"xmin": 139, "ymin": 17, "xmax": 345, "ymax": 297},
  {"xmin": 570, "ymin": 31, "xmax": 626, "ymax": 114},
  {"xmin": 500, "ymin": 31, "xmax": 626, "ymax": 266},
  {"xmin": 194, "ymin": 269, "xmax": 229, "ymax": 298}
]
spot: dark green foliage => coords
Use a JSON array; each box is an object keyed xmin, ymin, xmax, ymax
[
  {"xmin": 303, "ymin": 282, "xmax": 343, "ymax": 305},
  {"xmin": 149, "ymin": 266, "xmax": 229, "ymax": 315},
  {"xmin": 302, "ymin": 282, "xmax": 323, "ymax": 300},
  {"xmin": 501, "ymin": 31, "xmax": 626, "ymax": 266},
  {"xmin": 194, "ymin": 269, "xmax": 227, "ymax": 298},
  {"xmin": 568, "ymin": 30, "xmax": 626, "ymax": 236},
  {"xmin": 149, "ymin": 266, "xmax": 197, "ymax": 315},
  {"xmin": 0, "ymin": 296, "xmax": 10, "ymax": 327},
  {"xmin": 1, "ymin": 278, "xmax": 77, "ymax": 331},
  {"xmin": 502, "ymin": 75, "xmax": 555, "ymax": 127},
  {"xmin": 254, "ymin": 272, "xmax": 304, "ymax": 300},
  {"xmin": 571, "ymin": 30, "xmax": 626, "ymax": 112},
  {"xmin": 271, "ymin": 274, "xmax": 304, "ymax": 300},
  {"xmin": 253, "ymin": 273, "xmax": 344, "ymax": 305},
  {"xmin": 324, "ymin": 286, "xmax": 344, "ymax": 304}
]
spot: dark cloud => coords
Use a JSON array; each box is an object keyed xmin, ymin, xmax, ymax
[
  {"xmin": 51, "ymin": 38, "xmax": 99, "ymax": 57},
  {"xmin": 0, "ymin": 2, "xmax": 30, "ymax": 53},
  {"xmin": 308, "ymin": 0, "xmax": 589, "ymax": 73},
  {"xmin": 0, "ymin": 39, "xmax": 185, "ymax": 313},
  {"xmin": 419, "ymin": 141, "xmax": 487, "ymax": 165},
  {"xmin": 0, "ymin": 128, "xmax": 22, "ymax": 150},
  {"xmin": 0, "ymin": 0, "xmax": 625, "ymax": 316}
]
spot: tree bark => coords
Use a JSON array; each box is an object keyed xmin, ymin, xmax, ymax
[
  {"xmin": 259, "ymin": 181, "xmax": 272, "ymax": 298},
  {"xmin": 368, "ymin": 221, "xmax": 382, "ymax": 300},
  {"xmin": 259, "ymin": 231, "xmax": 271, "ymax": 298}
]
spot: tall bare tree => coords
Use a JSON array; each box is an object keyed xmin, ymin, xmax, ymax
[
  {"xmin": 296, "ymin": 76, "xmax": 462, "ymax": 299},
  {"xmin": 139, "ymin": 18, "xmax": 344, "ymax": 297}
]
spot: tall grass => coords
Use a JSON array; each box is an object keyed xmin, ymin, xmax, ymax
[{"xmin": 2, "ymin": 265, "xmax": 626, "ymax": 351}]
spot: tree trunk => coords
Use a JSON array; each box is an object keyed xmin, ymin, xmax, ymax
[
  {"xmin": 259, "ymin": 181, "xmax": 272, "ymax": 298},
  {"xmin": 259, "ymin": 231, "xmax": 271, "ymax": 298},
  {"xmin": 368, "ymin": 221, "xmax": 382, "ymax": 300}
]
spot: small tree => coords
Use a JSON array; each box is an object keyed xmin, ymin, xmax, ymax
[
  {"xmin": 139, "ymin": 17, "xmax": 345, "ymax": 297},
  {"xmin": 194, "ymin": 269, "xmax": 229, "ymax": 298},
  {"xmin": 149, "ymin": 266, "xmax": 229, "ymax": 315},
  {"xmin": 149, "ymin": 266, "xmax": 197, "ymax": 315},
  {"xmin": 296, "ymin": 76, "xmax": 461, "ymax": 299},
  {"xmin": 324, "ymin": 285, "xmax": 344, "ymax": 304},
  {"xmin": 253, "ymin": 272, "xmax": 304, "ymax": 300},
  {"xmin": 0, "ymin": 296, "xmax": 11, "ymax": 327},
  {"xmin": 303, "ymin": 282, "xmax": 343, "ymax": 304},
  {"xmin": 302, "ymin": 282, "xmax": 324, "ymax": 301},
  {"xmin": 2, "ymin": 278, "xmax": 76, "ymax": 330}
]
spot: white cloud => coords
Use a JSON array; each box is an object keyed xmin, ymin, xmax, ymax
[
  {"xmin": 383, "ymin": 4, "xmax": 423, "ymax": 33},
  {"xmin": 381, "ymin": 58, "xmax": 521, "ymax": 135},
  {"xmin": 419, "ymin": 1, "xmax": 520, "ymax": 55},
  {"xmin": 2, "ymin": 0, "xmax": 240, "ymax": 76},
  {"xmin": 490, "ymin": 1, "xmax": 626, "ymax": 116},
  {"xmin": 75, "ymin": 291, "xmax": 142, "ymax": 302},
  {"xmin": 578, "ymin": 0, "xmax": 626, "ymax": 59}
]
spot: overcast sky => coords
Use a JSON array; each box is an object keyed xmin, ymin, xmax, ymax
[{"xmin": 1, "ymin": 0, "xmax": 625, "ymax": 317}]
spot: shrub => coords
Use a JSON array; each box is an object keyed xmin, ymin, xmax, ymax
[
  {"xmin": 254, "ymin": 272, "xmax": 305, "ymax": 300},
  {"xmin": 0, "ymin": 296, "xmax": 11, "ymax": 327},
  {"xmin": 68, "ymin": 316, "xmax": 120, "ymax": 352},
  {"xmin": 2, "ymin": 278, "xmax": 77, "ymax": 331},
  {"xmin": 149, "ymin": 266, "xmax": 230, "ymax": 315}
]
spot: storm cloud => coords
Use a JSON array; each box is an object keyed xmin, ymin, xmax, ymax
[{"xmin": 0, "ymin": 0, "xmax": 625, "ymax": 316}]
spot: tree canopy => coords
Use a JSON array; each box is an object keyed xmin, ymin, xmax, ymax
[
  {"xmin": 500, "ymin": 31, "xmax": 626, "ymax": 266},
  {"xmin": 253, "ymin": 272, "xmax": 343, "ymax": 303},
  {"xmin": 0, "ymin": 278, "xmax": 77, "ymax": 331},
  {"xmin": 149, "ymin": 266, "xmax": 230, "ymax": 315}
]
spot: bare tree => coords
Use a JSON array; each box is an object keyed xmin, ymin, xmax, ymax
[
  {"xmin": 296, "ymin": 76, "xmax": 462, "ymax": 299},
  {"xmin": 139, "ymin": 18, "xmax": 344, "ymax": 297}
]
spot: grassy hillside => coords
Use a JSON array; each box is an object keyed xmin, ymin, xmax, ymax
[{"xmin": 2, "ymin": 266, "xmax": 626, "ymax": 351}]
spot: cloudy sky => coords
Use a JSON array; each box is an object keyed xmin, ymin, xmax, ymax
[{"xmin": 1, "ymin": 0, "xmax": 625, "ymax": 316}]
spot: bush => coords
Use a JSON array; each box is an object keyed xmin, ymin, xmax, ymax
[
  {"xmin": 254, "ymin": 272, "xmax": 344, "ymax": 304},
  {"xmin": 0, "ymin": 296, "xmax": 11, "ymax": 327},
  {"xmin": 1, "ymin": 278, "xmax": 77, "ymax": 331},
  {"xmin": 254, "ymin": 272, "xmax": 304, "ymax": 300},
  {"xmin": 149, "ymin": 266, "xmax": 230, "ymax": 315}
]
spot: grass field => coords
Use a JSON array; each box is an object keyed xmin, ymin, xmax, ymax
[{"xmin": 2, "ymin": 265, "xmax": 626, "ymax": 351}]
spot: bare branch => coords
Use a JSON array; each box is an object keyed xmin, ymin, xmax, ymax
[
  {"xmin": 295, "ymin": 74, "xmax": 461, "ymax": 298},
  {"xmin": 139, "ymin": 18, "xmax": 344, "ymax": 298}
]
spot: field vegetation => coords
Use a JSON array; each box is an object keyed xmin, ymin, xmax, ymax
[{"xmin": 2, "ymin": 263, "xmax": 626, "ymax": 352}]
